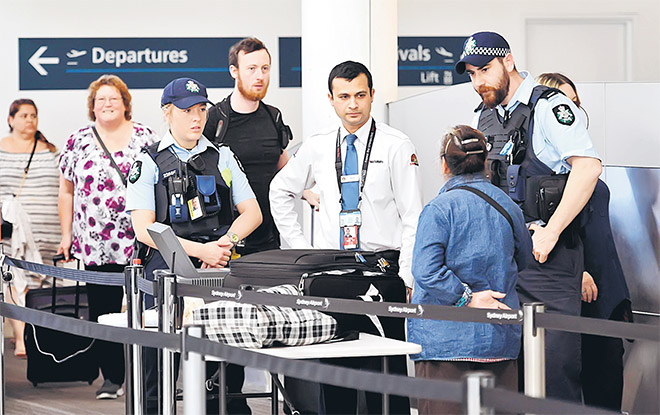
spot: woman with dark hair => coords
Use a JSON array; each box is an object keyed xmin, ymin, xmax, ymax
[
  {"xmin": 408, "ymin": 125, "xmax": 531, "ymax": 415},
  {"xmin": 0, "ymin": 99, "xmax": 59, "ymax": 358},
  {"xmin": 58, "ymin": 74, "xmax": 158, "ymax": 399}
]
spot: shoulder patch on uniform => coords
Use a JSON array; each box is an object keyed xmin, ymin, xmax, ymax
[
  {"xmin": 128, "ymin": 160, "xmax": 142, "ymax": 184},
  {"xmin": 410, "ymin": 154, "xmax": 419, "ymax": 166},
  {"xmin": 552, "ymin": 104, "xmax": 575, "ymax": 126}
]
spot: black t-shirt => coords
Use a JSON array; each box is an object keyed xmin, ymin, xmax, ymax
[{"xmin": 224, "ymin": 103, "xmax": 282, "ymax": 251}]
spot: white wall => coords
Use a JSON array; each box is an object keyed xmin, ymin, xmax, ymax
[
  {"xmin": 397, "ymin": 0, "xmax": 660, "ymax": 99},
  {"xmin": 1, "ymin": 0, "xmax": 659, "ymax": 149},
  {"xmin": 0, "ymin": 0, "xmax": 302, "ymax": 150}
]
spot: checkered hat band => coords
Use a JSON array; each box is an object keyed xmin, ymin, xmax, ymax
[{"xmin": 461, "ymin": 46, "xmax": 511, "ymax": 60}]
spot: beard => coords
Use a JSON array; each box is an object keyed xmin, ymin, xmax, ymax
[
  {"xmin": 237, "ymin": 74, "xmax": 268, "ymax": 101},
  {"xmin": 478, "ymin": 73, "xmax": 510, "ymax": 109}
]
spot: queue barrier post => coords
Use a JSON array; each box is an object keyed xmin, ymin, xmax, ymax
[
  {"xmin": 182, "ymin": 325, "xmax": 205, "ymax": 415},
  {"xmin": 157, "ymin": 271, "xmax": 177, "ymax": 415},
  {"xmin": 0, "ymin": 261, "xmax": 6, "ymax": 415},
  {"xmin": 124, "ymin": 261, "xmax": 145, "ymax": 415},
  {"xmin": 462, "ymin": 371, "xmax": 494, "ymax": 415},
  {"xmin": 523, "ymin": 303, "xmax": 546, "ymax": 398}
]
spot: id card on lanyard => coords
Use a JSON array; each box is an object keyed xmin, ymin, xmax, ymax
[{"xmin": 335, "ymin": 119, "xmax": 376, "ymax": 250}]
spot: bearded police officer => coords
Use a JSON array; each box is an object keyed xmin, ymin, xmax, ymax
[
  {"xmin": 270, "ymin": 60, "xmax": 423, "ymax": 414},
  {"xmin": 456, "ymin": 31, "xmax": 602, "ymax": 402}
]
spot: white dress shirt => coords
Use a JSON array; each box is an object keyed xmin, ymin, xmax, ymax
[{"xmin": 269, "ymin": 118, "xmax": 423, "ymax": 287}]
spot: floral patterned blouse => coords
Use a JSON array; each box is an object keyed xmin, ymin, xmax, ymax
[{"xmin": 59, "ymin": 122, "xmax": 158, "ymax": 266}]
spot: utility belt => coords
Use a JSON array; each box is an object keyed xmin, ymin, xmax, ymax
[{"xmin": 505, "ymin": 164, "xmax": 568, "ymax": 223}]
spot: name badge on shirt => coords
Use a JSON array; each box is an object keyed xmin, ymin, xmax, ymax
[
  {"xmin": 340, "ymin": 209, "xmax": 361, "ymax": 250},
  {"xmin": 341, "ymin": 174, "xmax": 360, "ymax": 183}
]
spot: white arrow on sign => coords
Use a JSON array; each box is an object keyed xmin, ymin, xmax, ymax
[{"xmin": 28, "ymin": 46, "xmax": 60, "ymax": 76}]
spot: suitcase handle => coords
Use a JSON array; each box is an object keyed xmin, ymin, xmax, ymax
[{"xmin": 52, "ymin": 256, "xmax": 82, "ymax": 317}]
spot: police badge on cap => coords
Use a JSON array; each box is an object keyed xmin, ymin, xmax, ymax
[{"xmin": 455, "ymin": 32, "xmax": 511, "ymax": 74}]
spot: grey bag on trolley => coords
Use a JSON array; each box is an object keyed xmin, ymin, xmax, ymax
[{"xmin": 192, "ymin": 284, "xmax": 337, "ymax": 348}]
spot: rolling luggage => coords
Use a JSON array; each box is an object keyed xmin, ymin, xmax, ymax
[{"xmin": 24, "ymin": 257, "xmax": 99, "ymax": 386}]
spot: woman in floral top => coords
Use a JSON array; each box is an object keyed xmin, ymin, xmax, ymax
[{"xmin": 57, "ymin": 74, "xmax": 157, "ymax": 400}]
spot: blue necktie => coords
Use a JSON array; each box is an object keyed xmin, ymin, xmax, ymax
[{"xmin": 342, "ymin": 134, "xmax": 359, "ymax": 210}]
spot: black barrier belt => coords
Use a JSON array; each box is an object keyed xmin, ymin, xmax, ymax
[
  {"xmin": 0, "ymin": 302, "xmax": 178, "ymax": 351},
  {"xmin": 4, "ymin": 256, "xmax": 124, "ymax": 287},
  {"xmin": 481, "ymin": 387, "xmax": 618, "ymax": 415},
  {"xmin": 3, "ymin": 256, "xmax": 156, "ymax": 296},
  {"xmin": 536, "ymin": 312, "xmax": 660, "ymax": 342},
  {"xmin": 138, "ymin": 277, "xmax": 156, "ymax": 296},
  {"xmin": 185, "ymin": 333, "xmax": 616, "ymax": 414},
  {"xmin": 0, "ymin": 301, "xmax": 620, "ymax": 415},
  {"xmin": 176, "ymin": 284, "xmax": 523, "ymax": 325}
]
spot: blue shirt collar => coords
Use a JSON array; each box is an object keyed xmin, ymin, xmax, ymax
[
  {"xmin": 496, "ymin": 70, "xmax": 536, "ymax": 116},
  {"xmin": 440, "ymin": 172, "xmax": 489, "ymax": 193},
  {"xmin": 157, "ymin": 131, "xmax": 216, "ymax": 154}
]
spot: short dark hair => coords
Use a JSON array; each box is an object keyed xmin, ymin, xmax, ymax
[
  {"xmin": 441, "ymin": 125, "xmax": 488, "ymax": 176},
  {"xmin": 228, "ymin": 37, "xmax": 271, "ymax": 67},
  {"xmin": 327, "ymin": 61, "xmax": 373, "ymax": 95}
]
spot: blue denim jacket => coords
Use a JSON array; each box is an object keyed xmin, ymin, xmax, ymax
[{"xmin": 408, "ymin": 173, "xmax": 532, "ymax": 360}]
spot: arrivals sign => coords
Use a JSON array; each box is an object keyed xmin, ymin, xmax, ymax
[
  {"xmin": 397, "ymin": 36, "xmax": 469, "ymax": 86},
  {"xmin": 19, "ymin": 38, "xmax": 242, "ymax": 90}
]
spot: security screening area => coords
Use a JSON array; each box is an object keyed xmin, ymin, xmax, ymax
[{"xmin": 1, "ymin": 1, "xmax": 660, "ymax": 415}]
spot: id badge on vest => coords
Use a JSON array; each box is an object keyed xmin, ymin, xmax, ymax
[{"xmin": 339, "ymin": 209, "xmax": 361, "ymax": 250}]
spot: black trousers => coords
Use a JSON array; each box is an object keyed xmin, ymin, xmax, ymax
[
  {"xmin": 581, "ymin": 332, "xmax": 624, "ymax": 410},
  {"xmin": 142, "ymin": 251, "xmax": 250, "ymax": 414},
  {"xmin": 517, "ymin": 236, "xmax": 583, "ymax": 402},
  {"xmin": 85, "ymin": 264, "xmax": 126, "ymax": 386}
]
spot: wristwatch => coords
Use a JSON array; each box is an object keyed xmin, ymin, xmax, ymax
[{"xmin": 225, "ymin": 231, "xmax": 240, "ymax": 249}]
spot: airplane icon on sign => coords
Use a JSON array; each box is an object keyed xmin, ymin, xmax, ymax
[{"xmin": 66, "ymin": 49, "xmax": 87, "ymax": 58}]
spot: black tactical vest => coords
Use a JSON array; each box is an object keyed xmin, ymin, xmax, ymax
[
  {"xmin": 477, "ymin": 85, "xmax": 558, "ymax": 187},
  {"xmin": 145, "ymin": 142, "xmax": 233, "ymax": 242}
]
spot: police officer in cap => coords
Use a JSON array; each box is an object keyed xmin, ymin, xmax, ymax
[
  {"xmin": 126, "ymin": 77, "xmax": 262, "ymax": 414},
  {"xmin": 456, "ymin": 32, "xmax": 602, "ymax": 402}
]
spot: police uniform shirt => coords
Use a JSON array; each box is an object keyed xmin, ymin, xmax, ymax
[
  {"xmin": 269, "ymin": 118, "xmax": 424, "ymax": 287},
  {"xmin": 126, "ymin": 131, "xmax": 255, "ymax": 213},
  {"xmin": 472, "ymin": 71, "xmax": 600, "ymax": 173}
]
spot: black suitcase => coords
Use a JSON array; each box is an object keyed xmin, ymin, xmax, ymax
[
  {"xmin": 24, "ymin": 258, "xmax": 99, "ymax": 386},
  {"xmin": 226, "ymin": 248, "xmax": 400, "ymax": 288}
]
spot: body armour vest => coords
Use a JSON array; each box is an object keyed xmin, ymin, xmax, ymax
[
  {"xmin": 477, "ymin": 85, "xmax": 564, "ymax": 221},
  {"xmin": 145, "ymin": 142, "xmax": 233, "ymax": 242}
]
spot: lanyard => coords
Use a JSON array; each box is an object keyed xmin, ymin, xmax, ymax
[{"xmin": 335, "ymin": 119, "xmax": 376, "ymax": 206}]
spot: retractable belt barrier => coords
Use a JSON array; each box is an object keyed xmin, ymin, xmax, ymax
[
  {"xmin": 2, "ymin": 256, "xmax": 658, "ymax": 341},
  {"xmin": 176, "ymin": 284, "xmax": 524, "ymax": 325},
  {"xmin": 0, "ymin": 301, "xmax": 618, "ymax": 415},
  {"xmin": 2, "ymin": 256, "xmax": 155, "ymax": 296}
]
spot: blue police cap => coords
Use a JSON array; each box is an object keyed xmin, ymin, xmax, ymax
[
  {"xmin": 161, "ymin": 77, "xmax": 212, "ymax": 109},
  {"xmin": 455, "ymin": 32, "xmax": 511, "ymax": 74}
]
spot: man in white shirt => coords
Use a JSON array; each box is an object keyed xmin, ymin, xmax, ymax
[
  {"xmin": 270, "ymin": 60, "xmax": 423, "ymax": 291},
  {"xmin": 269, "ymin": 60, "xmax": 422, "ymax": 415}
]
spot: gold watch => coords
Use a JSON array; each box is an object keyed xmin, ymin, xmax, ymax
[{"xmin": 226, "ymin": 231, "xmax": 240, "ymax": 248}]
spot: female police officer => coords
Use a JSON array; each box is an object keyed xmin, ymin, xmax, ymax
[{"xmin": 126, "ymin": 77, "xmax": 261, "ymax": 414}]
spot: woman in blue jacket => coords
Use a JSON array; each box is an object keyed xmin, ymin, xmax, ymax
[{"xmin": 408, "ymin": 125, "xmax": 532, "ymax": 415}]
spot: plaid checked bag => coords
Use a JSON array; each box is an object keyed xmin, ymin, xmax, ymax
[{"xmin": 192, "ymin": 284, "xmax": 337, "ymax": 348}]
